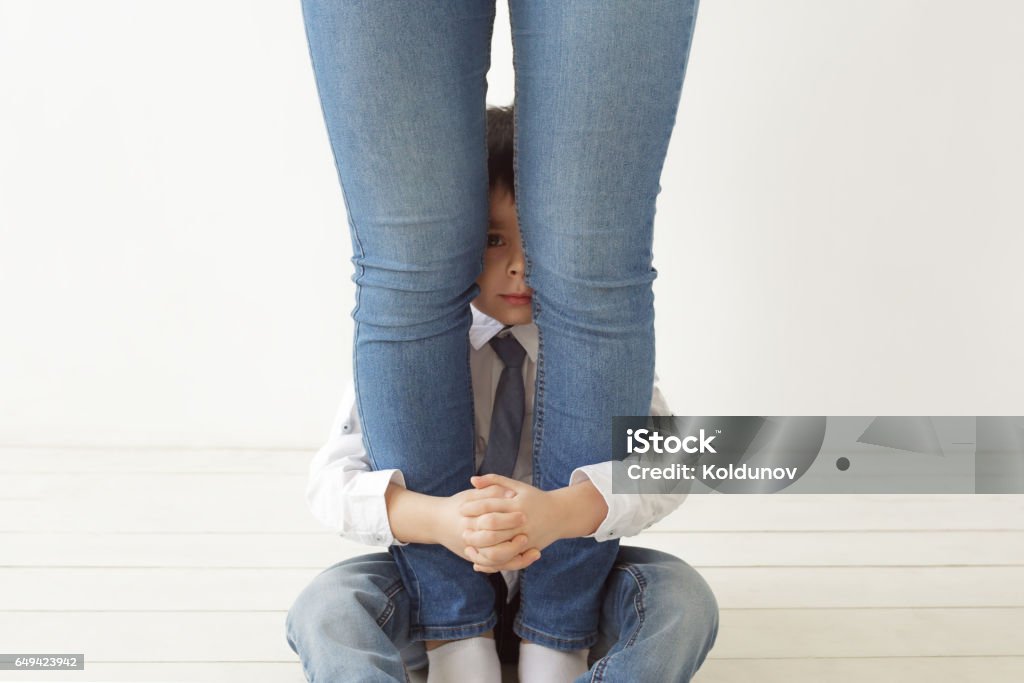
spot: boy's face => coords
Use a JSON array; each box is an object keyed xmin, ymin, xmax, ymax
[{"xmin": 474, "ymin": 184, "xmax": 534, "ymax": 326}]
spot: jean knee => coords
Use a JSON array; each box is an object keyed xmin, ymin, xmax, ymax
[
  {"xmin": 623, "ymin": 550, "xmax": 719, "ymax": 634},
  {"xmin": 350, "ymin": 211, "xmax": 486, "ymax": 343},
  {"xmin": 658, "ymin": 558, "xmax": 720, "ymax": 634},
  {"xmin": 352, "ymin": 255, "xmax": 482, "ymax": 342},
  {"xmin": 527, "ymin": 260, "xmax": 655, "ymax": 336},
  {"xmin": 286, "ymin": 566, "xmax": 340, "ymax": 644},
  {"xmin": 286, "ymin": 557, "xmax": 398, "ymax": 644}
]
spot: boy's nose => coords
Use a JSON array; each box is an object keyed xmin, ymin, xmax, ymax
[{"xmin": 508, "ymin": 251, "xmax": 526, "ymax": 277}]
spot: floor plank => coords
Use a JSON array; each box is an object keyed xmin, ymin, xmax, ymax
[
  {"xmin": 1, "ymin": 566, "xmax": 1022, "ymax": 611},
  {"xmin": 0, "ymin": 447, "xmax": 309, "ymax": 474},
  {"xmin": 693, "ymin": 657, "xmax": 1024, "ymax": 683},
  {"xmin": 1, "ymin": 658, "xmax": 1021, "ymax": 683},
  {"xmin": 0, "ymin": 610, "xmax": 1020, "ymax": 662},
  {"xmin": 0, "ymin": 662, "xmax": 307, "ymax": 683},
  {"xmin": 4, "ymin": 529, "xmax": 1024, "ymax": 568}
]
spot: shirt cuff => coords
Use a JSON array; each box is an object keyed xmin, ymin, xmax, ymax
[
  {"xmin": 342, "ymin": 469, "xmax": 408, "ymax": 547},
  {"xmin": 569, "ymin": 463, "xmax": 623, "ymax": 542}
]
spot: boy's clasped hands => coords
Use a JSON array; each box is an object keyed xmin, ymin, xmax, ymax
[{"xmin": 439, "ymin": 473, "xmax": 609, "ymax": 573}]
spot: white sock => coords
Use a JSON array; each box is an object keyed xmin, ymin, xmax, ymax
[
  {"xmin": 425, "ymin": 636, "xmax": 502, "ymax": 683},
  {"xmin": 517, "ymin": 642, "xmax": 589, "ymax": 683}
]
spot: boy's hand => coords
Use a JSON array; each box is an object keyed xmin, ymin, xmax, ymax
[
  {"xmin": 458, "ymin": 473, "xmax": 607, "ymax": 573},
  {"xmin": 433, "ymin": 484, "xmax": 529, "ymax": 563}
]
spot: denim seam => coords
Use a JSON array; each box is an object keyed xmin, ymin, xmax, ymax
[
  {"xmin": 505, "ymin": 0, "xmax": 544, "ymax": 492},
  {"xmin": 468, "ymin": 0, "xmax": 498, "ymax": 471},
  {"xmin": 410, "ymin": 611, "xmax": 498, "ymax": 643},
  {"xmin": 412, "ymin": 551, "xmax": 424, "ymax": 633},
  {"xmin": 622, "ymin": 564, "xmax": 647, "ymax": 649},
  {"xmin": 384, "ymin": 579, "xmax": 405, "ymax": 600},
  {"xmin": 512, "ymin": 619, "xmax": 598, "ymax": 651},
  {"xmin": 464, "ymin": 309, "xmax": 477, "ymax": 469},
  {"xmin": 375, "ymin": 599, "xmax": 396, "ymax": 630},
  {"xmin": 590, "ymin": 563, "xmax": 647, "ymax": 682},
  {"xmin": 508, "ymin": 6, "xmax": 529, "ymax": 626},
  {"xmin": 375, "ymin": 578, "xmax": 406, "ymax": 629},
  {"xmin": 392, "ymin": 546, "xmax": 424, "ymax": 632}
]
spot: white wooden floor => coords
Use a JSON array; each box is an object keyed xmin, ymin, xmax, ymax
[{"xmin": 1, "ymin": 447, "xmax": 1022, "ymax": 682}]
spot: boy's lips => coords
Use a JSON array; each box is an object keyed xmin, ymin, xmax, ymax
[{"xmin": 500, "ymin": 293, "xmax": 533, "ymax": 306}]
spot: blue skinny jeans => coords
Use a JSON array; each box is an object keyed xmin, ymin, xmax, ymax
[{"xmin": 300, "ymin": 0, "xmax": 701, "ymax": 648}]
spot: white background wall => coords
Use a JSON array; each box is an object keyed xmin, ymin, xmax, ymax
[{"xmin": 1, "ymin": 0, "xmax": 1021, "ymax": 449}]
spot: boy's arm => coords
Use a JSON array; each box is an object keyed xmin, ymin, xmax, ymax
[
  {"xmin": 309, "ymin": 384, "xmax": 528, "ymax": 558},
  {"xmin": 305, "ymin": 383, "xmax": 408, "ymax": 546},
  {"xmin": 567, "ymin": 371, "xmax": 687, "ymax": 541}
]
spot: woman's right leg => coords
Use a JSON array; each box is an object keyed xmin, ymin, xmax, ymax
[
  {"xmin": 300, "ymin": 0, "xmax": 498, "ymax": 641},
  {"xmin": 508, "ymin": 0, "xmax": 702, "ymax": 650}
]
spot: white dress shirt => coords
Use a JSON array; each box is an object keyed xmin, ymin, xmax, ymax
[{"xmin": 305, "ymin": 304, "xmax": 686, "ymax": 549}]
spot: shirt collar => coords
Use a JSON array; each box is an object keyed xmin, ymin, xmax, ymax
[{"xmin": 470, "ymin": 303, "xmax": 538, "ymax": 363}]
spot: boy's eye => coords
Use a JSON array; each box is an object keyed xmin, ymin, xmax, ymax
[{"xmin": 486, "ymin": 233, "xmax": 506, "ymax": 247}]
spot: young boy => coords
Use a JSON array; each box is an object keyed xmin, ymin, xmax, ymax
[{"xmin": 286, "ymin": 106, "xmax": 718, "ymax": 683}]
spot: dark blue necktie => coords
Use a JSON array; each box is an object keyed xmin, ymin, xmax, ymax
[{"xmin": 478, "ymin": 333, "xmax": 527, "ymax": 477}]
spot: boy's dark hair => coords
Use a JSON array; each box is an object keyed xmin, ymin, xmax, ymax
[{"xmin": 486, "ymin": 104, "xmax": 515, "ymax": 198}]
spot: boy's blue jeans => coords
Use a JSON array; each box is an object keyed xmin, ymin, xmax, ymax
[
  {"xmin": 300, "ymin": 0, "xmax": 701, "ymax": 648},
  {"xmin": 286, "ymin": 547, "xmax": 719, "ymax": 682}
]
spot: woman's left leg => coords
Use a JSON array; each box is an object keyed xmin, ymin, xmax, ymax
[{"xmin": 299, "ymin": 0, "xmax": 500, "ymax": 640}]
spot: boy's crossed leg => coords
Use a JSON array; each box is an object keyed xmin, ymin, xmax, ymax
[{"xmin": 286, "ymin": 548, "xmax": 718, "ymax": 683}]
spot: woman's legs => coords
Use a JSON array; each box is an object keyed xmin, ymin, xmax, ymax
[
  {"xmin": 300, "ymin": 0, "xmax": 498, "ymax": 640},
  {"xmin": 582, "ymin": 546, "xmax": 719, "ymax": 683},
  {"xmin": 508, "ymin": 0, "xmax": 702, "ymax": 649}
]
